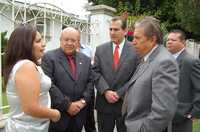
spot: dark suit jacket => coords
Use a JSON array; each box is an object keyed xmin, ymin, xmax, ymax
[
  {"xmin": 41, "ymin": 48, "xmax": 94, "ymax": 132},
  {"xmin": 92, "ymin": 40, "xmax": 139, "ymax": 114},
  {"xmin": 173, "ymin": 49, "xmax": 200, "ymax": 123},
  {"xmin": 124, "ymin": 46, "xmax": 179, "ymax": 132}
]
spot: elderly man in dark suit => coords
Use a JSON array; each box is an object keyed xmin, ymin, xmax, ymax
[
  {"xmin": 92, "ymin": 16, "xmax": 139, "ymax": 132},
  {"xmin": 166, "ymin": 29, "xmax": 200, "ymax": 132},
  {"xmin": 41, "ymin": 27, "xmax": 94, "ymax": 132},
  {"xmin": 123, "ymin": 16, "xmax": 179, "ymax": 132}
]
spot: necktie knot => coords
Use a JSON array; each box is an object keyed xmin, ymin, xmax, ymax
[{"xmin": 67, "ymin": 55, "xmax": 73, "ymax": 59}]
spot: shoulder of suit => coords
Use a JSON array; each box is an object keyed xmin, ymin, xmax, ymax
[
  {"xmin": 97, "ymin": 41, "xmax": 132, "ymax": 49},
  {"xmin": 182, "ymin": 52, "xmax": 199, "ymax": 65},
  {"xmin": 154, "ymin": 47, "xmax": 176, "ymax": 63},
  {"xmin": 179, "ymin": 50, "xmax": 196, "ymax": 60},
  {"xmin": 125, "ymin": 40, "xmax": 132, "ymax": 45},
  {"xmin": 77, "ymin": 51, "xmax": 88, "ymax": 58},
  {"xmin": 77, "ymin": 52, "xmax": 91, "ymax": 61},
  {"xmin": 125, "ymin": 41, "xmax": 135, "ymax": 49},
  {"xmin": 96, "ymin": 42, "xmax": 112, "ymax": 48}
]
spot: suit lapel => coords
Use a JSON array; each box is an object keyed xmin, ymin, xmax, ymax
[
  {"xmin": 118, "ymin": 41, "xmax": 129, "ymax": 69},
  {"xmin": 106, "ymin": 42, "xmax": 115, "ymax": 74},
  {"xmin": 75, "ymin": 53, "xmax": 82, "ymax": 81},
  {"xmin": 129, "ymin": 46, "xmax": 161, "ymax": 85},
  {"xmin": 58, "ymin": 49, "xmax": 75, "ymax": 80},
  {"xmin": 176, "ymin": 49, "xmax": 186, "ymax": 70},
  {"xmin": 129, "ymin": 60, "xmax": 149, "ymax": 85}
]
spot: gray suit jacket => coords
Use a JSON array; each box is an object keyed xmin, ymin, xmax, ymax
[
  {"xmin": 93, "ymin": 40, "xmax": 139, "ymax": 114},
  {"xmin": 124, "ymin": 46, "xmax": 179, "ymax": 132},
  {"xmin": 173, "ymin": 49, "xmax": 200, "ymax": 123},
  {"xmin": 41, "ymin": 48, "xmax": 94, "ymax": 131}
]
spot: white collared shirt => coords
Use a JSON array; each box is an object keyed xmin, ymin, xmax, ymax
[
  {"xmin": 172, "ymin": 48, "xmax": 185, "ymax": 59},
  {"xmin": 144, "ymin": 45, "xmax": 158, "ymax": 62},
  {"xmin": 112, "ymin": 38, "xmax": 125, "ymax": 58}
]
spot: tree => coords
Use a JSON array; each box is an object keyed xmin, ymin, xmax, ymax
[
  {"xmin": 175, "ymin": 0, "xmax": 200, "ymax": 40},
  {"xmin": 87, "ymin": 0, "xmax": 200, "ymax": 40}
]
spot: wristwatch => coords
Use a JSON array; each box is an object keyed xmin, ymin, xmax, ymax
[
  {"xmin": 187, "ymin": 114, "xmax": 192, "ymax": 119},
  {"xmin": 80, "ymin": 99, "xmax": 86, "ymax": 104}
]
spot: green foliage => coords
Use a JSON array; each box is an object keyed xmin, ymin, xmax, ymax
[
  {"xmin": 175, "ymin": 0, "xmax": 200, "ymax": 39},
  {"xmin": 87, "ymin": 0, "xmax": 200, "ymax": 40},
  {"xmin": 127, "ymin": 15, "xmax": 145, "ymax": 27},
  {"xmin": 117, "ymin": 1, "xmax": 130, "ymax": 15}
]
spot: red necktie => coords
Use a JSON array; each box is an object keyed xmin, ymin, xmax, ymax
[
  {"xmin": 67, "ymin": 55, "xmax": 76, "ymax": 79},
  {"xmin": 113, "ymin": 44, "xmax": 119, "ymax": 70}
]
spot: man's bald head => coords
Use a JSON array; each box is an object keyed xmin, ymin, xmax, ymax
[
  {"xmin": 60, "ymin": 27, "xmax": 80, "ymax": 55},
  {"xmin": 60, "ymin": 27, "xmax": 80, "ymax": 40}
]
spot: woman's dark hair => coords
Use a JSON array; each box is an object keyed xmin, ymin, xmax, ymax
[{"xmin": 4, "ymin": 24, "xmax": 38, "ymax": 85}]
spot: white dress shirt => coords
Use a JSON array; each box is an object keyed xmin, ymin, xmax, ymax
[{"xmin": 112, "ymin": 38, "xmax": 125, "ymax": 58}]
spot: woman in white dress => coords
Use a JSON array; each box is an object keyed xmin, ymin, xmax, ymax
[{"xmin": 4, "ymin": 24, "xmax": 61, "ymax": 132}]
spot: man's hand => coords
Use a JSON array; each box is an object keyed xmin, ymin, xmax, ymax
[
  {"xmin": 67, "ymin": 101, "xmax": 81, "ymax": 116},
  {"xmin": 104, "ymin": 90, "xmax": 119, "ymax": 103},
  {"xmin": 67, "ymin": 100, "xmax": 86, "ymax": 116}
]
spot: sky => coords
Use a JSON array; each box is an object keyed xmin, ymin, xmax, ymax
[{"xmin": 18, "ymin": 0, "xmax": 89, "ymax": 18}]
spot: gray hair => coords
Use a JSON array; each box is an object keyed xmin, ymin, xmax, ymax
[{"xmin": 134, "ymin": 16, "xmax": 163, "ymax": 44}]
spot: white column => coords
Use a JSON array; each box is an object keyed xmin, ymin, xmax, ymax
[
  {"xmin": 0, "ymin": 32, "xmax": 2, "ymax": 109},
  {"xmin": 186, "ymin": 39, "xmax": 200, "ymax": 58},
  {"xmin": 87, "ymin": 5, "xmax": 116, "ymax": 49},
  {"xmin": 12, "ymin": 0, "xmax": 15, "ymax": 29}
]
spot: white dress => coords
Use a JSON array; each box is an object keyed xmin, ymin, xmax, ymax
[{"xmin": 5, "ymin": 59, "xmax": 51, "ymax": 132}]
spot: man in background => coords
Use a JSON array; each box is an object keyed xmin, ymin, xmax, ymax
[
  {"xmin": 77, "ymin": 43, "xmax": 93, "ymax": 58},
  {"xmin": 166, "ymin": 29, "xmax": 200, "ymax": 132}
]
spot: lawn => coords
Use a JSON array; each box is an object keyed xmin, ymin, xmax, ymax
[{"xmin": 193, "ymin": 119, "xmax": 200, "ymax": 132}]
